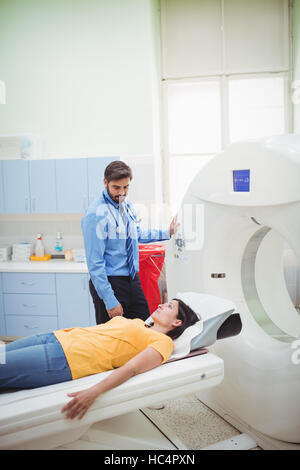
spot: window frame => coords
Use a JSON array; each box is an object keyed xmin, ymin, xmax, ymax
[
  {"xmin": 160, "ymin": 0, "xmax": 293, "ymax": 206},
  {"xmin": 163, "ymin": 72, "xmax": 291, "ymax": 205}
]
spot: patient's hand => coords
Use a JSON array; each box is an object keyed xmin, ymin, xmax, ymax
[{"xmin": 61, "ymin": 387, "xmax": 99, "ymax": 420}]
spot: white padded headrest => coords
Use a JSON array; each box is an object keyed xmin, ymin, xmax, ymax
[
  {"xmin": 171, "ymin": 319, "xmax": 203, "ymax": 359},
  {"xmin": 170, "ymin": 292, "xmax": 236, "ymax": 359},
  {"xmin": 175, "ymin": 292, "xmax": 236, "ymax": 321}
]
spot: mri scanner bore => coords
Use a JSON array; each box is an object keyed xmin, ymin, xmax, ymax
[{"xmin": 166, "ymin": 134, "xmax": 300, "ymax": 446}]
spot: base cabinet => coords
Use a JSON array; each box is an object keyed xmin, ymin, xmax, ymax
[
  {"xmin": 0, "ymin": 272, "xmax": 94, "ymax": 336},
  {"xmin": 56, "ymin": 273, "xmax": 90, "ymax": 328}
]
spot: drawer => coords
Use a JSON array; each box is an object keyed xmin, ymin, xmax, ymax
[
  {"xmin": 5, "ymin": 315, "xmax": 58, "ymax": 337},
  {"xmin": 4, "ymin": 294, "xmax": 57, "ymax": 316},
  {"xmin": 2, "ymin": 273, "xmax": 56, "ymax": 294}
]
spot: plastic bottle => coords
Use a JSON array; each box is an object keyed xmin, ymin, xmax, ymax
[
  {"xmin": 55, "ymin": 232, "xmax": 63, "ymax": 253},
  {"xmin": 35, "ymin": 234, "xmax": 45, "ymax": 257}
]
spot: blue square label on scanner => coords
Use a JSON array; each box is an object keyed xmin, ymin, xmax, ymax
[{"xmin": 233, "ymin": 169, "xmax": 250, "ymax": 192}]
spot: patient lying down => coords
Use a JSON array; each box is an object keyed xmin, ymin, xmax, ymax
[{"xmin": 0, "ymin": 299, "xmax": 198, "ymax": 420}]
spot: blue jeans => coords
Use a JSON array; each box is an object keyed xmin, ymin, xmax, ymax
[{"xmin": 0, "ymin": 332, "xmax": 72, "ymax": 389}]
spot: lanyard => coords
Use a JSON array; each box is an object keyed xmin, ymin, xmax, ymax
[
  {"xmin": 103, "ymin": 193, "xmax": 140, "ymax": 233},
  {"xmin": 103, "ymin": 193, "xmax": 121, "ymax": 233}
]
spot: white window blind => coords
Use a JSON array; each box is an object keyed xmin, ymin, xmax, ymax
[
  {"xmin": 161, "ymin": 0, "xmax": 289, "ymax": 78},
  {"xmin": 224, "ymin": 0, "xmax": 289, "ymax": 73},
  {"xmin": 161, "ymin": 0, "xmax": 223, "ymax": 77}
]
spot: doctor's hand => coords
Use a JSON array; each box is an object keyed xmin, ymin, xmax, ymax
[
  {"xmin": 169, "ymin": 214, "xmax": 180, "ymax": 237},
  {"xmin": 107, "ymin": 303, "xmax": 124, "ymax": 318}
]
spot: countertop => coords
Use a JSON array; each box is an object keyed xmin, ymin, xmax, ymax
[{"xmin": 0, "ymin": 260, "xmax": 88, "ymax": 273}]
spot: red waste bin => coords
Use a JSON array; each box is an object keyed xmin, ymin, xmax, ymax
[{"xmin": 139, "ymin": 244, "xmax": 166, "ymax": 315}]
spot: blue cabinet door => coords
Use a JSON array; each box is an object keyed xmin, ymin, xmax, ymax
[
  {"xmin": 56, "ymin": 273, "xmax": 90, "ymax": 328},
  {"xmin": 0, "ymin": 274, "xmax": 5, "ymax": 335},
  {"xmin": 3, "ymin": 160, "xmax": 30, "ymax": 213},
  {"xmin": 29, "ymin": 160, "xmax": 57, "ymax": 213},
  {"xmin": 87, "ymin": 157, "xmax": 119, "ymax": 204},
  {"xmin": 4, "ymin": 293, "xmax": 57, "ymax": 316},
  {"xmin": 56, "ymin": 158, "xmax": 88, "ymax": 213},
  {"xmin": 5, "ymin": 315, "xmax": 58, "ymax": 337},
  {"xmin": 2, "ymin": 272, "xmax": 56, "ymax": 294},
  {"xmin": 0, "ymin": 161, "xmax": 4, "ymax": 213}
]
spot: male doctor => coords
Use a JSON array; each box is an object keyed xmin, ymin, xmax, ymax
[{"xmin": 82, "ymin": 160, "xmax": 178, "ymax": 324}]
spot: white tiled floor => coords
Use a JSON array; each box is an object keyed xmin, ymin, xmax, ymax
[{"xmin": 146, "ymin": 393, "xmax": 260, "ymax": 450}]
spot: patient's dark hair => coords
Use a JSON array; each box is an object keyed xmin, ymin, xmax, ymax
[{"xmin": 166, "ymin": 299, "xmax": 199, "ymax": 341}]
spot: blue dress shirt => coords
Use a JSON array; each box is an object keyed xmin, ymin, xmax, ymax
[{"xmin": 81, "ymin": 188, "xmax": 170, "ymax": 310}]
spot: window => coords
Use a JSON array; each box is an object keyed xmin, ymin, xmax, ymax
[
  {"xmin": 228, "ymin": 76, "xmax": 286, "ymax": 142},
  {"xmin": 165, "ymin": 79, "xmax": 220, "ymax": 210},
  {"xmin": 167, "ymin": 80, "xmax": 221, "ymax": 155},
  {"xmin": 169, "ymin": 155, "xmax": 213, "ymax": 211},
  {"xmin": 161, "ymin": 0, "xmax": 291, "ymax": 207}
]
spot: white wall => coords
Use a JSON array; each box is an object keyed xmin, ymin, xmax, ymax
[
  {"xmin": 0, "ymin": 0, "xmax": 159, "ymax": 160},
  {"xmin": 293, "ymin": 0, "xmax": 300, "ymax": 133},
  {"xmin": 0, "ymin": 0, "xmax": 167, "ymax": 251},
  {"xmin": 0, "ymin": 214, "xmax": 84, "ymax": 255}
]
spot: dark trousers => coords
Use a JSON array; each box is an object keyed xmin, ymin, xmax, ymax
[{"xmin": 89, "ymin": 274, "xmax": 150, "ymax": 324}]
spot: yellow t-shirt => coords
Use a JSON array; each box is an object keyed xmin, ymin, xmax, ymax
[{"xmin": 54, "ymin": 316, "xmax": 174, "ymax": 380}]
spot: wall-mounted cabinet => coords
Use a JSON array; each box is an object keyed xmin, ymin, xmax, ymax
[
  {"xmin": 0, "ymin": 156, "xmax": 118, "ymax": 215},
  {"xmin": 0, "ymin": 274, "xmax": 5, "ymax": 336},
  {"xmin": 2, "ymin": 160, "xmax": 30, "ymax": 213},
  {"xmin": 0, "ymin": 162, "xmax": 5, "ymax": 213},
  {"xmin": 55, "ymin": 158, "xmax": 88, "ymax": 213},
  {"xmin": 29, "ymin": 159, "xmax": 57, "ymax": 213}
]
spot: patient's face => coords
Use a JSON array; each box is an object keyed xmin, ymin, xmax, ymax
[{"xmin": 152, "ymin": 300, "xmax": 180, "ymax": 328}]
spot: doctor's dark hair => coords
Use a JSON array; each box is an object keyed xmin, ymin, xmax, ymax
[
  {"xmin": 104, "ymin": 161, "xmax": 133, "ymax": 183},
  {"xmin": 166, "ymin": 299, "xmax": 199, "ymax": 341}
]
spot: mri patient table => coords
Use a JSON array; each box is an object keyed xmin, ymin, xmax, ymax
[
  {"xmin": 0, "ymin": 351, "xmax": 223, "ymax": 450},
  {"xmin": 0, "ymin": 292, "xmax": 241, "ymax": 450}
]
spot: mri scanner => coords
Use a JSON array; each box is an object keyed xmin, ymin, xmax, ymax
[
  {"xmin": 0, "ymin": 134, "xmax": 299, "ymax": 450},
  {"xmin": 166, "ymin": 134, "xmax": 300, "ymax": 450}
]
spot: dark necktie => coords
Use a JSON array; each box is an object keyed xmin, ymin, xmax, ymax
[{"xmin": 119, "ymin": 202, "xmax": 136, "ymax": 279}]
